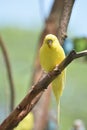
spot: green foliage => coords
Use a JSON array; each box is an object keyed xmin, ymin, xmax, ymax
[
  {"xmin": 61, "ymin": 61, "xmax": 87, "ymax": 130},
  {"xmin": 0, "ymin": 28, "xmax": 40, "ymax": 107},
  {"xmin": 0, "ymin": 28, "xmax": 87, "ymax": 129},
  {"xmin": 73, "ymin": 38, "xmax": 87, "ymax": 52},
  {"xmin": 51, "ymin": 62, "xmax": 87, "ymax": 130}
]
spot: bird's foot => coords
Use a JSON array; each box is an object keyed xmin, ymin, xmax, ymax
[{"xmin": 54, "ymin": 65, "xmax": 61, "ymax": 76}]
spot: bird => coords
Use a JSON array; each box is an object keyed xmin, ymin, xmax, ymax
[{"xmin": 39, "ymin": 34, "xmax": 66, "ymax": 124}]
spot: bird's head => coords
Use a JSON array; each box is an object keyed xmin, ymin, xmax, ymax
[{"xmin": 43, "ymin": 34, "xmax": 59, "ymax": 49}]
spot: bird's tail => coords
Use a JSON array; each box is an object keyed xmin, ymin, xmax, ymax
[
  {"xmin": 52, "ymin": 72, "xmax": 65, "ymax": 128},
  {"xmin": 52, "ymin": 72, "xmax": 65, "ymax": 103},
  {"xmin": 58, "ymin": 101, "xmax": 60, "ymax": 126}
]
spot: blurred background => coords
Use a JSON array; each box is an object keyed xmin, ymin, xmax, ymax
[{"xmin": 0, "ymin": 0, "xmax": 87, "ymax": 130}]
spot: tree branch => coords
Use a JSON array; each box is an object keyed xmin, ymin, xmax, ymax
[
  {"xmin": 33, "ymin": 1, "xmax": 75, "ymax": 129},
  {"xmin": 0, "ymin": 0, "xmax": 76, "ymax": 129},
  {"xmin": 0, "ymin": 50, "xmax": 87, "ymax": 130},
  {"xmin": 0, "ymin": 37, "xmax": 15, "ymax": 111},
  {"xmin": 58, "ymin": 0, "xmax": 75, "ymax": 44},
  {"xmin": 31, "ymin": 1, "xmax": 66, "ymax": 129}
]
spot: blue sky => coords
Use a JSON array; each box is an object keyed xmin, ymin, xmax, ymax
[
  {"xmin": 68, "ymin": 0, "xmax": 87, "ymax": 37},
  {"xmin": 0, "ymin": 0, "xmax": 87, "ymax": 37}
]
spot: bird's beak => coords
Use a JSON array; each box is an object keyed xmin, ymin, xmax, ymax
[{"xmin": 47, "ymin": 39, "xmax": 53, "ymax": 48}]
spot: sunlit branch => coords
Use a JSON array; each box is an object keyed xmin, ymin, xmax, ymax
[{"xmin": 0, "ymin": 49, "xmax": 87, "ymax": 130}]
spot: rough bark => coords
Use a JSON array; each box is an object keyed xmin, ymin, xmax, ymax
[
  {"xmin": 0, "ymin": 0, "xmax": 75, "ymax": 129},
  {"xmin": 0, "ymin": 50, "xmax": 87, "ymax": 130}
]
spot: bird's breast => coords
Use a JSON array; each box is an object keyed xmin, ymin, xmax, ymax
[{"xmin": 40, "ymin": 46, "xmax": 65, "ymax": 72}]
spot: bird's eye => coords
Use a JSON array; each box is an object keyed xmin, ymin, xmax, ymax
[{"xmin": 47, "ymin": 39, "xmax": 53, "ymax": 45}]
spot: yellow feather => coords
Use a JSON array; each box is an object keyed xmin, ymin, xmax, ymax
[
  {"xmin": 14, "ymin": 113, "xmax": 34, "ymax": 130},
  {"xmin": 52, "ymin": 72, "xmax": 65, "ymax": 103},
  {"xmin": 39, "ymin": 34, "xmax": 66, "ymax": 124}
]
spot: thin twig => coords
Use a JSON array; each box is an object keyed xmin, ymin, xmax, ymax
[
  {"xmin": 74, "ymin": 50, "xmax": 87, "ymax": 58},
  {"xmin": 0, "ymin": 37, "xmax": 15, "ymax": 111},
  {"xmin": 0, "ymin": 50, "xmax": 87, "ymax": 130}
]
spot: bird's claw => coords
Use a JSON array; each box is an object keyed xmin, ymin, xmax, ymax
[{"xmin": 54, "ymin": 66, "xmax": 61, "ymax": 75}]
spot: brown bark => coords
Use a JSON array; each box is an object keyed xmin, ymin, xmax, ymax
[
  {"xmin": 0, "ymin": 0, "xmax": 75, "ymax": 129},
  {"xmin": 32, "ymin": 1, "xmax": 65, "ymax": 129},
  {"xmin": 32, "ymin": 1, "xmax": 75, "ymax": 129},
  {"xmin": 0, "ymin": 50, "xmax": 87, "ymax": 130},
  {"xmin": 39, "ymin": 0, "xmax": 65, "ymax": 46},
  {"xmin": 58, "ymin": 0, "xmax": 75, "ymax": 44}
]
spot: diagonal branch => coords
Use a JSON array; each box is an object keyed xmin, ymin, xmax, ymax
[
  {"xmin": 32, "ymin": 0, "xmax": 66, "ymax": 129},
  {"xmin": 0, "ymin": 50, "xmax": 87, "ymax": 130},
  {"xmin": 32, "ymin": 0, "xmax": 75, "ymax": 129}
]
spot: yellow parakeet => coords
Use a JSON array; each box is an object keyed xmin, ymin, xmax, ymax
[{"xmin": 39, "ymin": 34, "xmax": 66, "ymax": 123}]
